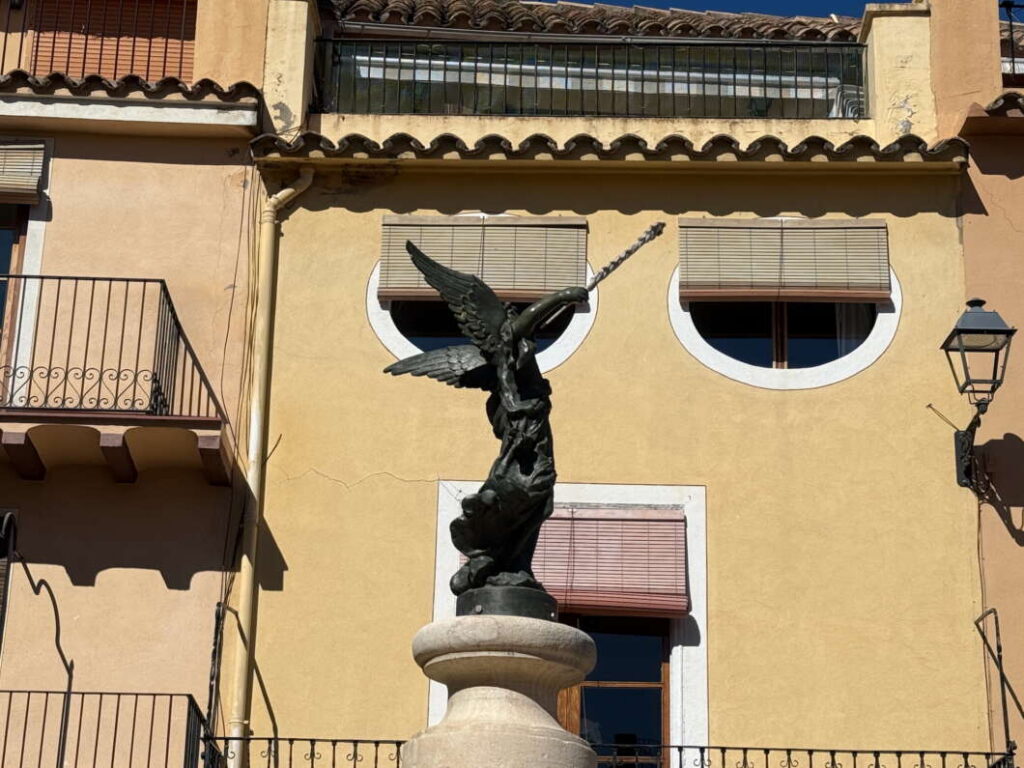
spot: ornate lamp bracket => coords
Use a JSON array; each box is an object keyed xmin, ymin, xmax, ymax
[{"xmin": 955, "ymin": 400, "xmax": 989, "ymax": 489}]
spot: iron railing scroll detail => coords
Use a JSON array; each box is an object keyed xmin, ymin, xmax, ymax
[
  {"xmin": 0, "ymin": 275, "xmax": 223, "ymax": 421},
  {"xmin": 313, "ymin": 39, "xmax": 867, "ymax": 120},
  {"xmin": 201, "ymin": 740, "xmax": 1014, "ymax": 768}
]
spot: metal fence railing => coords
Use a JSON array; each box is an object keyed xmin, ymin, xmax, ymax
[
  {"xmin": 0, "ymin": 0, "xmax": 198, "ymax": 81},
  {"xmin": 0, "ymin": 275, "xmax": 223, "ymax": 421},
  {"xmin": 206, "ymin": 738, "xmax": 404, "ymax": 768},
  {"xmin": 313, "ymin": 40, "xmax": 868, "ymax": 119},
  {"xmin": 1002, "ymin": 1, "xmax": 1024, "ymax": 85},
  {"xmin": 201, "ymin": 740, "xmax": 1013, "ymax": 768},
  {"xmin": 0, "ymin": 690, "xmax": 218, "ymax": 768}
]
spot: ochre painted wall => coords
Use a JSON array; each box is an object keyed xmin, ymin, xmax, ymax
[
  {"xmin": 959, "ymin": 138, "xmax": 1024, "ymax": 751},
  {"xmin": 30, "ymin": 133, "xmax": 257, "ymax": 434},
  {"xmin": 245, "ymin": 165, "xmax": 989, "ymax": 748},
  {"xmin": 0, "ymin": 465, "xmax": 232, "ymax": 703},
  {"xmin": 194, "ymin": 0, "xmax": 271, "ymax": 87},
  {"xmin": 0, "ymin": 134, "xmax": 254, "ymax": 714}
]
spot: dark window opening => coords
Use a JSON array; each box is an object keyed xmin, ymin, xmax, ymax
[
  {"xmin": 390, "ymin": 300, "xmax": 575, "ymax": 353},
  {"xmin": 0, "ymin": 513, "xmax": 16, "ymax": 648},
  {"xmin": 689, "ymin": 301, "xmax": 877, "ymax": 369},
  {"xmin": 0, "ymin": 205, "xmax": 23, "ymax": 325},
  {"xmin": 558, "ymin": 615, "xmax": 669, "ymax": 760}
]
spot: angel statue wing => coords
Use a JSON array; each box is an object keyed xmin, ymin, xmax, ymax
[{"xmin": 383, "ymin": 241, "xmax": 508, "ymax": 390}]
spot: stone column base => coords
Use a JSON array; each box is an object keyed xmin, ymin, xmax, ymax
[{"xmin": 401, "ymin": 614, "xmax": 597, "ymax": 768}]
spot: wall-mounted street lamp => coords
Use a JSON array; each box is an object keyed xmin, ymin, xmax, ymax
[{"xmin": 941, "ymin": 298, "xmax": 1017, "ymax": 488}]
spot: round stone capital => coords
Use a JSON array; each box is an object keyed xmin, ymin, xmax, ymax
[{"xmin": 413, "ymin": 615, "xmax": 596, "ymax": 676}]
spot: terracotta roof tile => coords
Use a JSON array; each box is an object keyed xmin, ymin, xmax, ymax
[
  {"xmin": 984, "ymin": 91, "xmax": 1024, "ymax": 117},
  {"xmin": 0, "ymin": 71, "xmax": 260, "ymax": 102},
  {"xmin": 250, "ymin": 130, "xmax": 968, "ymax": 165},
  {"xmin": 324, "ymin": 0, "xmax": 860, "ymax": 40}
]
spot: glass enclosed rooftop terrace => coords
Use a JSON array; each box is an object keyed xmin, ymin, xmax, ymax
[{"xmin": 314, "ymin": 39, "xmax": 867, "ymax": 119}]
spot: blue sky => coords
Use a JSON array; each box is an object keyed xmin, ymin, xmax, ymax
[{"xmin": 594, "ymin": 0, "xmax": 869, "ymax": 18}]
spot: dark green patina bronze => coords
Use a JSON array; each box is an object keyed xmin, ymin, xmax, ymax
[
  {"xmin": 384, "ymin": 242, "xmax": 586, "ymax": 619},
  {"xmin": 385, "ymin": 225, "xmax": 664, "ymax": 619}
]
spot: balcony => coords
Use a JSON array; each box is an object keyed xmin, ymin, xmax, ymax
[
  {"xmin": 0, "ymin": 275, "xmax": 230, "ymax": 484},
  {"xmin": 0, "ymin": 0, "xmax": 259, "ymax": 137},
  {"xmin": 1003, "ymin": 2, "xmax": 1024, "ymax": 87},
  {"xmin": 0, "ymin": 690, "xmax": 217, "ymax": 768},
  {"xmin": 204, "ymin": 738, "xmax": 1013, "ymax": 768},
  {"xmin": 313, "ymin": 39, "xmax": 867, "ymax": 119}
]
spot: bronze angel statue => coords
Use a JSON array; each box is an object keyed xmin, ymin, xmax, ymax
[
  {"xmin": 385, "ymin": 242, "xmax": 587, "ymax": 602},
  {"xmin": 384, "ymin": 224, "xmax": 663, "ymax": 614}
]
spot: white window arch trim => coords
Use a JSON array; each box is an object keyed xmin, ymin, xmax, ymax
[
  {"xmin": 667, "ymin": 265, "xmax": 902, "ymax": 391},
  {"xmin": 430, "ymin": 480, "xmax": 709, "ymax": 751},
  {"xmin": 366, "ymin": 261, "xmax": 598, "ymax": 374}
]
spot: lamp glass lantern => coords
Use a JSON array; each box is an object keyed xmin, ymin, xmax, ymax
[{"xmin": 941, "ymin": 298, "xmax": 1017, "ymax": 405}]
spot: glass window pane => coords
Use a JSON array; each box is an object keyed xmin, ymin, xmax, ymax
[
  {"xmin": 390, "ymin": 301, "xmax": 572, "ymax": 353},
  {"xmin": 581, "ymin": 688, "xmax": 662, "ymax": 750},
  {"xmin": 689, "ymin": 301, "xmax": 774, "ymax": 368},
  {"xmin": 0, "ymin": 209, "xmax": 17, "ymax": 316},
  {"xmin": 586, "ymin": 631, "xmax": 663, "ymax": 682},
  {"xmin": 786, "ymin": 302, "xmax": 876, "ymax": 368}
]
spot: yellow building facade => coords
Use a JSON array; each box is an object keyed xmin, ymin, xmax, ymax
[{"xmin": 0, "ymin": 1, "xmax": 1019, "ymax": 767}]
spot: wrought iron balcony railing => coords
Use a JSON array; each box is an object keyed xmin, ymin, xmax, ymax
[
  {"xmin": 313, "ymin": 39, "xmax": 868, "ymax": 119},
  {"xmin": 0, "ymin": 275, "xmax": 223, "ymax": 422},
  {"xmin": 0, "ymin": 690, "xmax": 218, "ymax": 768},
  {"xmin": 202, "ymin": 738, "xmax": 1014, "ymax": 768},
  {"xmin": 1002, "ymin": 1, "xmax": 1024, "ymax": 86},
  {"xmin": 0, "ymin": 0, "xmax": 197, "ymax": 81}
]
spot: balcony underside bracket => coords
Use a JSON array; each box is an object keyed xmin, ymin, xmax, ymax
[
  {"xmin": 99, "ymin": 432, "xmax": 138, "ymax": 483},
  {"xmin": 0, "ymin": 429, "xmax": 45, "ymax": 480}
]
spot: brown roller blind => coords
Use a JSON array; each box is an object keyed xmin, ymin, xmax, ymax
[
  {"xmin": 679, "ymin": 218, "xmax": 891, "ymax": 301},
  {"xmin": 380, "ymin": 215, "xmax": 588, "ymax": 301},
  {"xmin": 29, "ymin": 0, "xmax": 197, "ymax": 81},
  {"xmin": 532, "ymin": 505, "xmax": 689, "ymax": 618},
  {"xmin": 0, "ymin": 142, "xmax": 44, "ymax": 204}
]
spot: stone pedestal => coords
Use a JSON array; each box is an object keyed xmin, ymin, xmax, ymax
[{"xmin": 401, "ymin": 615, "xmax": 597, "ymax": 768}]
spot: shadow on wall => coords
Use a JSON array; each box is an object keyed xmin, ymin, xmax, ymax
[
  {"xmin": 7, "ymin": 465, "xmax": 247, "ymax": 589},
  {"xmin": 978, "ymin": 433, "xmax": 1024, "ymax": 545},
  {"xmin": 285, "ymin": 166, "xmax": 973, "ymax": 220},
  {"xmin": 969, "ymin": 137, "xmax": 1024, "ymax": 181}
]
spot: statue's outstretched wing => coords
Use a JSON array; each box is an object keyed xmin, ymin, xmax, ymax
[
  {"xmin": 384, "ymin": 344, "xmax": 495, "ymax": 390},
  {"xmin": 406, "ymin": 241, "xmax": 506, "ymax": 355}
]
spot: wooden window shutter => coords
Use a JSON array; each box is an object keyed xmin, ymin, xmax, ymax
[
  {"xmin": 29, "ymin": 0, "xmax": 197, "ymax": 82},
  {"xmin": 532, "ymin": 506, "xmax": 689, "ymax": 618},
  {"xmin": 0, "ymin": 141, "xmax": 44, "ymax": 204},
  {"xmin": 679, "ymin": 218, "xmax": 891, "ymax": 301},
  {"xmin": 380, "ymin": 215, "xmax": 588, "ymax": 301}
]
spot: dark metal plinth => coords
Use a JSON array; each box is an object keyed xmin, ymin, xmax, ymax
[{"xmin": 456, "ymin": 586, "xmax": 558, "ymax": 621}]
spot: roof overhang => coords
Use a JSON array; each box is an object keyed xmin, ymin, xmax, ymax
[
  {"xmin": 959, "ymin": 92, "xmax": 1024, "ymax": 137},
  {"xmin": 251, "ymin": 131, "xmax": 969, "ymax": 175},
  {"xmin": 0, "ymin": 71, "xmax": 261, "ymax": 138}
]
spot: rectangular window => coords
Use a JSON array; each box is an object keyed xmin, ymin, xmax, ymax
[
  {"xmin": 0, "ymin": 512, "xmax": 16, "ymax": 648},
  {"xmin": 0, "ymin": 205, "xmax": 21, "ymax": 320},
  {"xmin": 558, "ymin": 615, "xmax": 669, "ymax": 762}
]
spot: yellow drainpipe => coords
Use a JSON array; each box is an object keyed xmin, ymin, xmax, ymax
[{"xmin": 227, "ymin": 165, "xmax": 315, "ymax": 765}]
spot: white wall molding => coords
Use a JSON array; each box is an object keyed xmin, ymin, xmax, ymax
[
  {"xmin": 0, "ymin": 97, "xmax": 257, "ymax": 137},
  {"xmin": 667, "ymin": 266, "xmax": 902, "ymax": 390},
  {"xmin": 430, "ymin": 480, "xmax": 709, "ymax": 749},
  {"xmin": 366, "ymin": 261, "xmax": 598, "ymax": 373}
]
